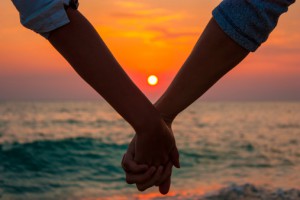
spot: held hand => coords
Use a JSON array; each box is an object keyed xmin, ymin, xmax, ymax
[
  {"xmin": 122, "ymin": 135, "xmax": 179, "ymax": 194},
  {"xmin": 134, "ymin": 118, "xmax": 179, "ymax": 167}
]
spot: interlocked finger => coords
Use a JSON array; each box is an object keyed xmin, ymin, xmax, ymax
[
  {"xmin": 155, "ymin": 161, "xmax": 173, "ymax": 186},
  {"xmin": 126, "ymin": 166, "xmax": 156, "ymax": 184},
  {"xmin": 136, "ymin": 166, "xmax": 164, "ymax": 192},
  {"xmin": 122, "ymin": 153, "xmax": 148, "ymax": 173}
]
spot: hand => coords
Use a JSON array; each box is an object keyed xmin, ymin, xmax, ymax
[
  {"xmin": 121, "ymin": 104, "xmax": 180, "ymax": 194},
  {"xmin": 134, "ymin": 118, "xmax": 179, "ymax": 167},
  {"xmin": 122, "ymin": 135, "xmax": 176, "ymax": 194}
]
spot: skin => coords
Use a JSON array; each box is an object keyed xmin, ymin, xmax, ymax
[
  {"xmin": 47, "ymin": 7, "xmax": 180, "ymax": 190},
  {"xmin": 123, "ymin": 121, "xmax": 175, "ymax": 194},
  {"xmin": 122, "ymin": 135, "xmax": 174, "ymax": 193},
  {"xmin": 122, "ymin": 17, "xmax": 249, "ymax": 194}
]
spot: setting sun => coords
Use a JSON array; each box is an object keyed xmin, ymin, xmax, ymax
[{"xmin": 147, "ymin": 75, "xmax": 158, "ymax": 86}]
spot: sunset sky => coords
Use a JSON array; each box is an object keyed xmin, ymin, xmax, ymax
[{"xmin": 0, "ymin": 0, "xmax": 299, "ymax": 101}]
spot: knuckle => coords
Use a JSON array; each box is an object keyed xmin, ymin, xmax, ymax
[
  {"xmin": 125, "ymin": 177, "xmax": 132, "ymax": 184},
  {"xmin": 125, "ymin": 175, "xmax": 134, "ymax": 184},
  {"xmin": 137, "ymin": 175, "xmax": 148, "ymax": 183},
  {"xmin": 137, "ymin": 185, "xmax": 146, "ymax": 192},
  {"xmin": 139, "ymin": 178, "xmax": 148, "ymax": 184},
  {"xmin": 145, "ymin": 173, "xmax": 152, "ymax": 180},
  {"xmin": 139, "ymin": 176, "xmax": 147, "ymax": 183},
  {"xmin": 123, "ymin": 161, "xmax": 130, "ymax": 170},
  {"xmin": 146, "ymin": 169, "xmax": 154, "ymax": 176}
]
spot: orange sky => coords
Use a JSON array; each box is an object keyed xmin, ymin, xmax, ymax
[{"xmin": 0, "ymin": 0, "xmax": 299, "ymax": 101}]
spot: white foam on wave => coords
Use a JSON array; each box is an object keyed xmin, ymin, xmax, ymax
[{"xmin": 202, "ymin": 184, "xmax": 300, "ymax": 200}]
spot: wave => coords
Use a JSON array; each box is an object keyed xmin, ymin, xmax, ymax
[
  {"xmin": 1, "ymin": 138, "xmax": 128, "ymax": 196},
  {"xmin": 201, "ymin": 184, "xmax": 300, "ymax": 200},
  {"xmin": 1, "ymin": 137, "xmax": 128, "ymax": 169}
]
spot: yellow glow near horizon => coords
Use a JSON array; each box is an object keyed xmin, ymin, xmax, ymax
[{"xmin": 147, "ymin": 75, "xmax": 158, "ymax": 86}]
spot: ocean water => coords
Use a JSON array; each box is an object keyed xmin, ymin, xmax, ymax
[{"xmin": 1, "ymin": 101, "xmax": 300, "ymax": 200}]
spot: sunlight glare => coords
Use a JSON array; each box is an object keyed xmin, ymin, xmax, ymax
[{"xmin": 147, "ymin": 75, "xmax": 158, "ymax": 86}]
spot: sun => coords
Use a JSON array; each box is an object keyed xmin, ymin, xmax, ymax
[{"xmin": 147, "ymin": 75, "xmax": 158, "ymax": 86}]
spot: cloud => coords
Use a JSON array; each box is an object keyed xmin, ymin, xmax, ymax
[
  {"xmin": 111, "ymin": 1, "xmax": 190, "ymax": 23},
  {"xmin": 146, "ymin": 26, "xmax": 198, "ymax": 41},
  {"xmin": 98, "ymin": 25, "xmax": 197, "ymax": 46},
  {"xmin": 103, "ymin": 1, "xmax": 197, "ymax": 45},
  {"xmin": 260, "ymin": 45, "xmax": 300, "ymax": 55},
  {"xmin": 114, "ymin": 1, "xmax": 146, "ymax": 9},
  {"xmin": 110, "ymin": 9, "xmax": 187, "ymax": 24}
]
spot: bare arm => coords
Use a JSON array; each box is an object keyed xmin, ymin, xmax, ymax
[
  {"xmin": 48, "ymin": 8, "xmax": 179, "ymax": 167},
  {"xmin": 156, "ymin": 0, "xmax": 294, "ymax": 117},
  {"xmin": 155, "ymin": 18, "xmax": 249, "ymax": 122},
  {"xmin": 48, "ymin": 8, "xmax": 158, "ymax": 132}
]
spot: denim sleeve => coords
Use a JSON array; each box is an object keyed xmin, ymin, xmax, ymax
[
  {"xmin": 212, "ymin": 0, "xmax": 295, "ymax": 52},
  {"xmin": 11, "ymin": 0, "xmax": 78, "ymax": 38}
]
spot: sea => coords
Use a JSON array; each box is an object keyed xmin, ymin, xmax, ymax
[{"xmin": 1, "ymin": 101, "xmax": 300, "ymax": 200}]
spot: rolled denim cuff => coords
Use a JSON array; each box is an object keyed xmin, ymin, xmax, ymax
[
  {"xmin": 212, "ymin": 0, "xmax": 295, "ymax": 52},
  {"xmin": 12, "ymin": 0, "xmax": 79, "ymax": 39}
]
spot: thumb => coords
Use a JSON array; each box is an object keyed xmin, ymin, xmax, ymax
[
  {"xmin": 170, "ymin": 147, "xmax": 180, "ymax": 168},
  {"xmin": 159, "ymin": 177, "xmax": 171, "ymax": 195}
]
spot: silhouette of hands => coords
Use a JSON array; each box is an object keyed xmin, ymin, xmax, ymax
[{"xmin": 122, "ymin": 119, "xmax": 180, "ymax": 194}]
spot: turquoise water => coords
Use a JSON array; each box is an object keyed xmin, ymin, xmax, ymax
[{"xmin": 1, "ymin": 101, "xmax": 300, "ymax": 199}]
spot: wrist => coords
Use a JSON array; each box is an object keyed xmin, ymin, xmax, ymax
[
  {"xmin": 133, "ymin": 108, "xmax": 162, "ymax": 135},
  {"xmin": 153, "ymin": 102, "xmax": 176, "ymax": 127},
  {"xmin": 159, "ymin": 112, "xmax": 174, "ymax": 127}
]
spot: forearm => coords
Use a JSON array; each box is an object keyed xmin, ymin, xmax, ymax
[
  {"xmin": 155, "ymin": 18, "xmax": 249, "ymax": 121},
  {"xmin": 155, "ymin": 0, "xmax": 295, "ymax": 121},
  {"xmin": 48, "ymin": 8, "xmax": 160, "ymax": 132}
]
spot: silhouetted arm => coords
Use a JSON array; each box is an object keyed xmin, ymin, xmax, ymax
[
  {"xmin": 155, "ymin": 18, "xmax": 249, "ymax": 122},
  {"xmin": 48, "ymin": 8, "xmax": 179, "ymax": 169},
  {"xmin": 48, "ymin": 8, "xmax": 158, "ymax": 131},
  {"xmin": 155, "ymin": 0, "xmax": 295, "ymax": 122}
]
